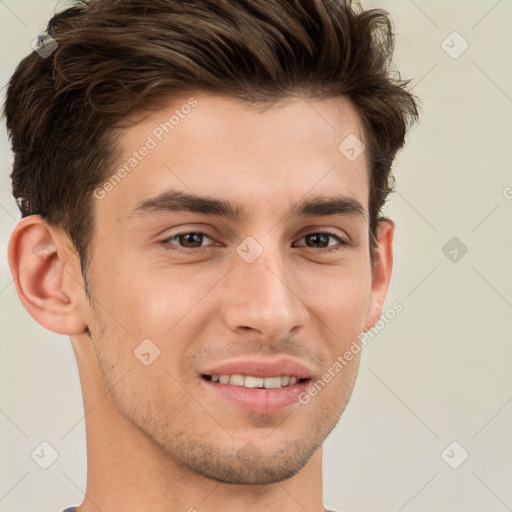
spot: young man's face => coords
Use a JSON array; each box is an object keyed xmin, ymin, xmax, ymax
[{"xmin": 80, "ymin": 92, "xmax": 392, "ymax": 484}]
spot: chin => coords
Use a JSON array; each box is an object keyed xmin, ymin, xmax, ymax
[{"xmin": 173, "ymin": 436, "xmax": 323, "ymax": 485}]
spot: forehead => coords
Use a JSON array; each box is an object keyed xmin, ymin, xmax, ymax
[{"xmin": 98, "ymin": 92, "xmax": 370, "ymax": 221}]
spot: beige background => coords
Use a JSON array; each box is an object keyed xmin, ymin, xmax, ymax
[{"xmin": 1, "ymin": 1, "xmax": 511, "ymax": 511}]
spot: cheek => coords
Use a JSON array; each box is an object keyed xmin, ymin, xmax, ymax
[
  {"xmin": 306, "ymin": 264, "xmax": 372, "ymax": 322},
  {"xmin": 106, "ymin": 264, "xmax": 218, "ymax": 341},
  {"xmin": 303, "ymin": 265, "xmax": 371, "ymax": 383}
]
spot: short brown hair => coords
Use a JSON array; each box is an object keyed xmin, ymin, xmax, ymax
[{"xmin": 4, "ymin": 0, "xmax": 419, "ymax": 277}]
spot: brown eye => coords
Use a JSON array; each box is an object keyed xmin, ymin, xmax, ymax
[
  {"xmin": 162, "ymin": 231, "xmax": 214, "ymax": 250},
  {"xmin": 294, "ymin": 231, "xmax": 349, "ymax": 252}
]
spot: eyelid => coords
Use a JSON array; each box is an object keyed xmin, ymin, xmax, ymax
[{"xmin": 297, "ymin": 231, "xmax": 348, "ymax": 242}]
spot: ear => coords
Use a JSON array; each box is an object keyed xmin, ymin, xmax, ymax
[
  {"xmin": 8, "ymin": 215, "xmax": 88, "ymax": 335},
  {"xmin": 363, "ymin": 218, "xmax": 394, "ymax": 331}
]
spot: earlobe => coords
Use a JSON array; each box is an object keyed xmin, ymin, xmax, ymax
[
  {"xmin": 8, "ymin": 215, "xmax": 88, "ymax": 335},
  {"xmin": 363, "ymin": 218, "xmax": 394, "ymax": 331}
]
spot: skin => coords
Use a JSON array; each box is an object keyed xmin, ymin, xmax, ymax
[{"xmin": 8, "ymin": 92, "xmax": 394, "ymax": 512}]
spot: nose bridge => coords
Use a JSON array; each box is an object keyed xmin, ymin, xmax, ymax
[{"xmin": 223, "ymin": 236, "xmax": 308, "ymax": 339}]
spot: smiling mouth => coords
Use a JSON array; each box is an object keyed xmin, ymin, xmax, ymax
[{"xmin": 202, "ymin": 374, "xmax": 310, "ymax": 389}]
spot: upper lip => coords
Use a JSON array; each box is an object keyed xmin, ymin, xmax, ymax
[{"xmin": 201, "ymin": 356, "xmax": 313, "ymax": 379}]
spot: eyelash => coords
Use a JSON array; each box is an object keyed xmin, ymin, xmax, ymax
[{"xmin": 161, "ymin": 230, "xmax": 350, "ymax": 254}]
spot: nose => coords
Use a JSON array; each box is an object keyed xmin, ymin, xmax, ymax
[{"xmin": 222, "ymin": 240, "xmax": 309, "ymax": 343}]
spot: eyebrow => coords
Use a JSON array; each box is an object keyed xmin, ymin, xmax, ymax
[{"xmin": 130, "ymin": 189, "xmax": 368, "ymax": 222}]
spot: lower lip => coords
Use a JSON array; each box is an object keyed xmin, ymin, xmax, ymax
[{"xmin": 201, "ymin": 377, "xmax": 311, "ymax": 414}]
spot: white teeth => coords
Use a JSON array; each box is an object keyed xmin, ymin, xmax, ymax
[
  {"xmin": 244, "ymin": 376, "xmax": 264, "ymax": 388},
  {"xmin": 263, "ymin": 376, "xmax": 283, "ymax": 389},
  {"xmin": 209, "ymin": 374, "xmax": 304, "ymax": 388},
  {"xmin": 229, "ymin": 374, "xmax": 245, "ymax": 386}
]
